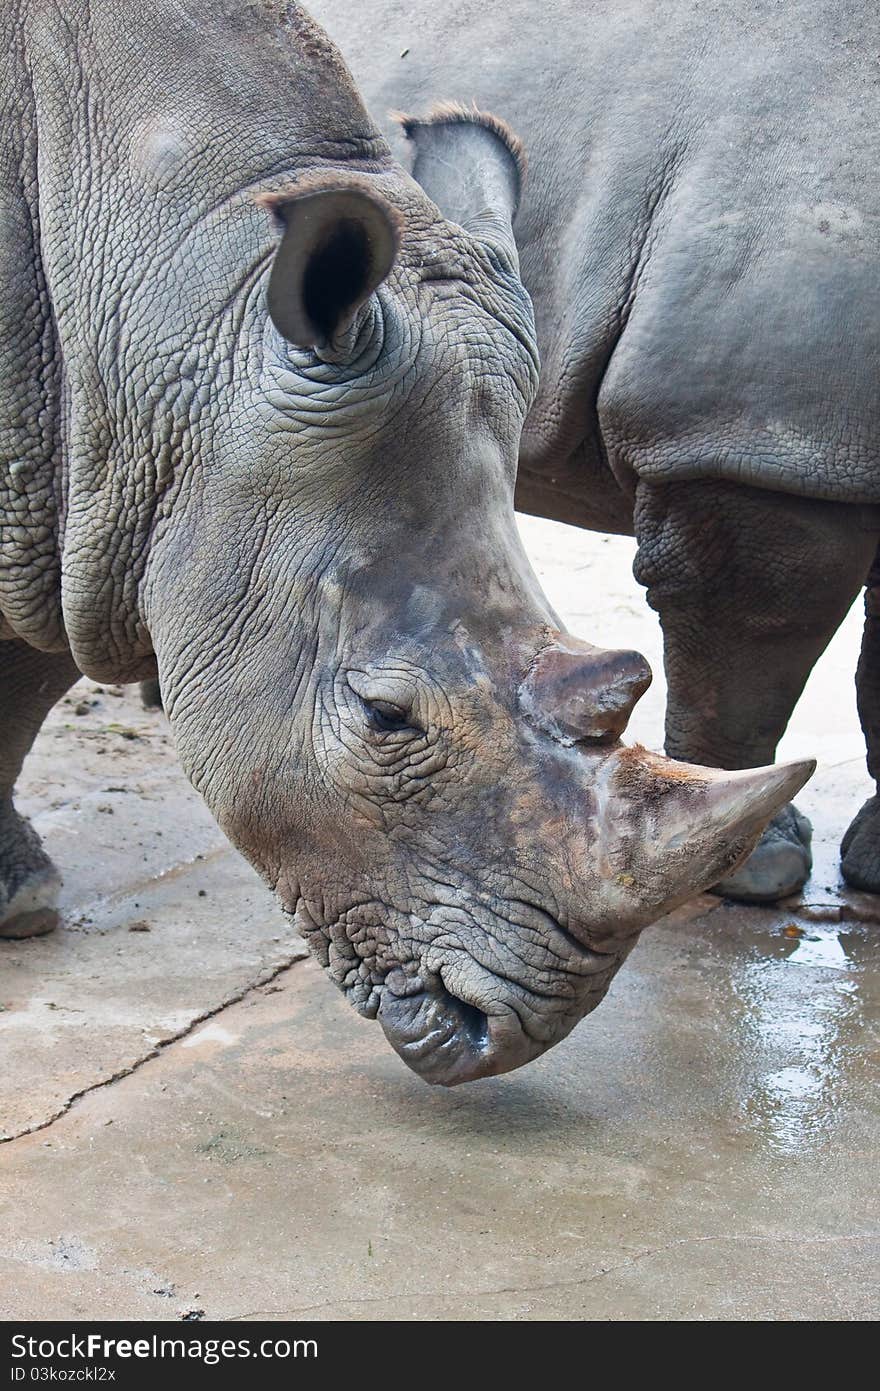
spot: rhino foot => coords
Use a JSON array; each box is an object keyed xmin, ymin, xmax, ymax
[
  {"xmin": 139, "ymin": 677, "xmax": 163, "ymax": 711},
  {"xmin": 841, "ymin": 795, "xmax": 880, "ymax": 893},
  {"xmin": 0, "ymin": 806, "xmax": 61, "ymax": 939},
  {"xmin": 710, "ymin": 803, "xmax": 813, "ymax": 903}
]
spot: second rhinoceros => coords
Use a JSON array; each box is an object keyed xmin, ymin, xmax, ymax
[
  {"xmin": 311, "ymin": 0, "xmax": 880, "ymax": 904},
  {"xmin": 0, "ymin": 1, "xmax": 810, "ymax": 1085}
]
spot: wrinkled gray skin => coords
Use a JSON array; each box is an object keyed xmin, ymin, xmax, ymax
[
  {"xmin": 311, "ymin": 0, "xmax": 880, "ymax": 901},
  {"xmin": 1, "ymin": 1, "xmax": 811, "ymax": 1086}
]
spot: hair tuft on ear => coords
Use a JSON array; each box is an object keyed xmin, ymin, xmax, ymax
[
  {"xmin": 394, "ymin": 101, "xmax": 527, "ymax": 203},
  {"xmin": 393, "ymin": 103, "xmax": 526, "ymax": 266}
]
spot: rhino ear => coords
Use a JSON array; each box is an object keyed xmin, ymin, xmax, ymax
[
  {"xmin": 265, "ymin": 183, "xmax": 400, "ymax": 351},
  {"xmin": 399, "ymin": 105, "xmax": 525, "ymax": 267}
]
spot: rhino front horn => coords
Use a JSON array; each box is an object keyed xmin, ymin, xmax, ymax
[
  {"xmin": 591, "ymin": 749, "xmax": 817, "ymax": 936},
  {"xmin": 677, "ymin": 758, "xmax": 817, "ymax": 854}
]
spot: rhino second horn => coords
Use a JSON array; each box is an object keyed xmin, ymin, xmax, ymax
[{"xmin": 520, "ymin": 636, "xmax": 652, "ymax": 744}]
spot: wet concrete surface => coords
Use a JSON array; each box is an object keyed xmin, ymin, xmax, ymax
[{"xmin": 1, "ymin": 519, "xmax": 877, "ymax": 1320}]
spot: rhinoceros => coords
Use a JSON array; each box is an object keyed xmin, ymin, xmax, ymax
[
  {"xmin": 310, "ymin": 0, "xmax": 880, "ymax": 903},
  {"xmin": 0, "ymin": 0, "xmax": 809, "ymax": 1085}
]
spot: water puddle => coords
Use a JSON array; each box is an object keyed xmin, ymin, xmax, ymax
[
  {"xmin": 787, "ymin": 929, "xmax": 849, "ymax": 971},
  {"xmin": 734, "ymin": 930, "xmax": 862, "ymax": 1155}
]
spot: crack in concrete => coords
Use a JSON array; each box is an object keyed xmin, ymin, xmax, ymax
[
  {"xmin": 823, "ymin": 756, "xmax": 868, "ymax": 772},
  {"xmin": 0, "ymin": 951, "xmax": 308, "ymax": 1144},
  {"xmin": 65, "ymin": 843, "xmax": 231, "ymax": 927},
  {"xmin": 225, "ymin": 1231, "xmax": 880, "ymax": 1319}
]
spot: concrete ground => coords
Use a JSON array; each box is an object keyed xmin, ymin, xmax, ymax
[{"xmin": 1, "ymin": 517, "xmax": 877, "ymax": 1322}]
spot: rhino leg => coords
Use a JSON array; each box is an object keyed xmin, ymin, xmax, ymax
[
  {"xmin": 633, "ymin": 479, "xmax": 880, "ymax": 902},
  {"xmin": 0, "ymin": 641, "xmax": 80, "ymax": 938},
  {"xmin": 139, "ymin": 676, "xmax": 163, "ymax": 711},
  {"xmin": 842, "ymin": 551, "xmax": 880, "ymax": 891}
]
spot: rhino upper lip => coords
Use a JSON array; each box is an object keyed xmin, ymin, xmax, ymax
[
  {"xmin": 376, "ymin": 982, "xmax": 497, "ymax": 1084},
  {"xmin": 386, "ymin": 986, "xmax": 490, "ymax": 1053}
]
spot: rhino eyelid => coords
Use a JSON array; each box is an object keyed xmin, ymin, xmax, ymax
[{"xmin": 360, "ymin": 696, "xmax": 422, "ymax": 736}]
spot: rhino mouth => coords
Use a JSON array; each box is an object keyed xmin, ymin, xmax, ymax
[
  {"xmin": 293, "ymin": 895, "xmax": 619, "ymax": 1084},
  {"xmin": 369, "ymin": 940, "xmax": 603, "ymax": 1079},
  {"xmin": 377, "ymin": 979, "xmax": 568, "ymax": 1086}
]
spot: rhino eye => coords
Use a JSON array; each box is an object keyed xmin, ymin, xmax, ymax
[{"xmin": 362, "ymin": 698, "xmax": 418, "ymax": 735}]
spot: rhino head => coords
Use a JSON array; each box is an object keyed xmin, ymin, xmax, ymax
[{"xmin": 142, "ymin": 108, "xmax": 812, "ymax": 1085}]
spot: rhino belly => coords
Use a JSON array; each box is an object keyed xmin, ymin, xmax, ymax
[{"xmin": 597, "ymin": 192, "xmax": 880, "ymax": 506}]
